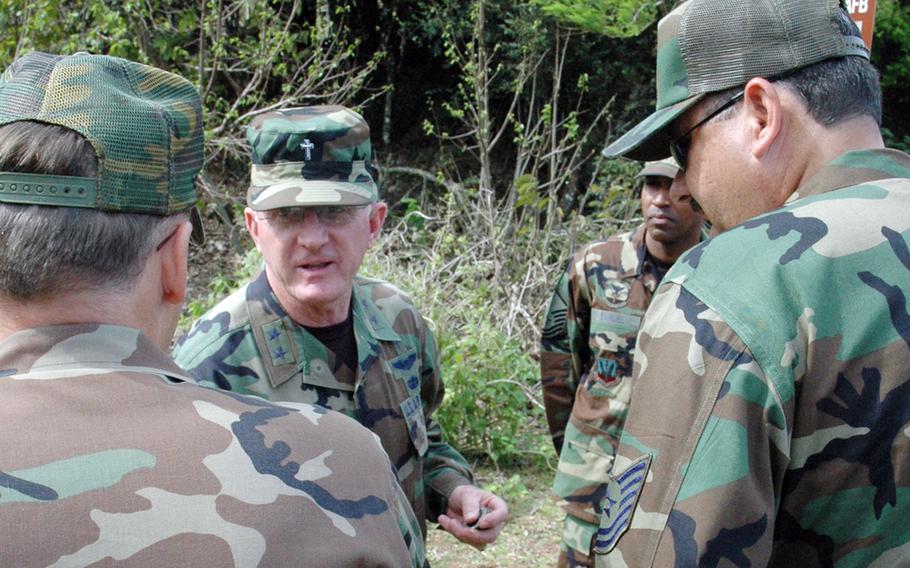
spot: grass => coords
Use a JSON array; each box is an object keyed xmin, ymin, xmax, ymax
[{"xmin": 426, "ymin": 462, "xmax": 562, "ymax": 567}]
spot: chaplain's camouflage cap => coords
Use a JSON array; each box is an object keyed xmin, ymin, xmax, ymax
[
  {"xmin": 603, "ymin": 0, "xmax": 869, "ymax": 161},
  {"xmin": 246, "ymin": 106, "xmax": 379, "ymax": 210},
  {"xmin": 636, "ymin": 157, "xmax": 679, "ymax": 179},
  {"xmin": 0, "ymin": 51, "xmax": 205, "ymax": 242}
]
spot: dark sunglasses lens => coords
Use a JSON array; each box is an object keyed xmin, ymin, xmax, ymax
[{"xmin": 670, "ymin": 139, "xmax": 687, "ymax": 171}]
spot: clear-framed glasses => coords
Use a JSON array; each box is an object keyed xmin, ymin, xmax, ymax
[
  {"xmin": 258, "ymin": 205, "xmax": 369, "ymax": 230},
  {"xmin": 669, "ymin": 90, "xmax": 744, "ymax": 171}
]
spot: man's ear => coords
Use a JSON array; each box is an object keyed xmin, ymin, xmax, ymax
[
  {"xmin": 159, "ymin": 220, "xmax": 192, "ymax": 306},
  {"xmin": 742, "ymin": 77, "xmax": 783, "ymax": 161},
  {"xmin": 244, "ymin": 207, "xmax": 263, "ymax": 250},
  {"xmin": 368, "ymin": 201, "xmax": 388, "ymax": 245}
]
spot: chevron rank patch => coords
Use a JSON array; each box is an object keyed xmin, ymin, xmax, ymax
[{"xmin": 593, "ymin": 454, "xmax": 651, "ymax": 554}]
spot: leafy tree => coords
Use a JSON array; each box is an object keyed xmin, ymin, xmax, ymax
[
  {"xmin": 531, "ymin": 0, "xmax": 663, "ymax": 37},
  {"xmin": 871, "ymin": 0, "xmax": 910, "ymax": 152}
]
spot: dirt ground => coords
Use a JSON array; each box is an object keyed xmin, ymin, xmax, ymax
[{"xmin": 426, "ymin": 465, "xmax": 562, "ymax": 568}]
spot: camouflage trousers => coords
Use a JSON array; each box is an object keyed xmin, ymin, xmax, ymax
[{"xmin": 557, "ymin": 514, "xmax": 596, "ymax": 567}]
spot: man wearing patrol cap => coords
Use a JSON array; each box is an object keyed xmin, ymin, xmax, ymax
[
  {"xmin": 594, "ymin": 0, "xmax": 910, "ymax": 565},
  {"xmin": 0, "ymin": 54, "xmax": 425, "ymax": 566},
  {"xmin": 174, "ymin": 105, "xmax": 509, "ymax": 548},
  {"xmin": 540, "ymin": 158, "xmax": 703, "ymax": 566}
]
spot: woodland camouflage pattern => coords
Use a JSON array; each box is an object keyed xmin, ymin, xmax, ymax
[
  {"xmin": 596, "ymin": 149, "xmax": 910, "ymax": 567},
  {"xmin": 246, "ymin": 106, "xmax": 378, "ymax": 209},
  {"xmin": 0, "ymin": 51, "xmax": 202, "ymax": 214},
  {"xmin": 540, "ymin": 225, "xmax": 663, "ymax": 561},
  {"xmin": 0, "ymin": 323, "xmax": 425, "ymax": 567},
  {"xmin": 173, "ymin": 271, "xmax": 475, "ymax": 538}
]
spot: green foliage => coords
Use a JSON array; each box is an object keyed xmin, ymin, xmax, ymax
[
  {"xmin": 363, "ymin": 161, "xmax": 640, "ymax": 467},
  {"xmin": 588, "ymin": 158, "xmax": 644, "ymax": 225},
  {"xmin": 0, "ymin": 0, "xmax": 384, "ymax": 204},
  {"xmin": 872, "ymin": 0, "xmax": 910, "ymax": 141},
  {"xmin": 434, "ymin": 314, "xmax": 546, "ymax": 467},
  {"xmin": 882, "ymin": 128, "xmax": 910, "ymax": 155},
  {"xmin": 873, "ymin": 0, "xmax": 910, "ymax": 89},
  {"xmin": 482, "ymin": 473, "xmax": 530, "ymax": 505},
  {"xmin": 179, "ymin": 247, "xmax": 261, "ymax": 332},
  {"xmin": 532, "ymin": 0, "xmax": 659, "ymax": 37}
]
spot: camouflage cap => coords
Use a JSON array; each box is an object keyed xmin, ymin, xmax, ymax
[
  {"xmin": 0, "ymin": 51, "xmax": 205, "ymax": 242},
  {"xmin": 602, "ymin": 0, "xmax": 869, "ymax": 162},
  {"xmin": 246, "ymin": 106, "xmax": 379, "ymax": 210},
  {"xmin": 636, "ymin": 158, "xmax": 679, "ymax": 179}
]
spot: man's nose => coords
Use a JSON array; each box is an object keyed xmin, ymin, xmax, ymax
[
  {"xmin": 651, "ymin": 186, "xmax": 672, "ymax": 206},
  {"xmin": 669, "ymin": 170, "xmax": 690, "ymax": 202},
  {"xmin": 296, "ymin": 211, "xmax": 330, "ymax": 248}
]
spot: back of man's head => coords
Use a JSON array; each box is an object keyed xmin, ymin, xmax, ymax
[{"xmin": 0, "ymin": 52, "xmax": 203, "ymax": 302}]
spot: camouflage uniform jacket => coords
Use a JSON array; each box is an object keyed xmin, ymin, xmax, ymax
[
  {"xmin": 173, "ymin": 271, "xmax": 475, "ymax": 538},
  {"xmin": 540, "ymin": 224, "xmax": 663, "ymax": 553},
  {"xmin": 0, "ymin": 323, "xmax": 425, "ymax": 568},
  {"xmin": 597, "ymin": 149, "xmax": 910, "ymax": 567}
]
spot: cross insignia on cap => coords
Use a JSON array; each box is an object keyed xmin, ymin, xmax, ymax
[{"xmin": 300, "ymin": 139, "xmax": 315, "ymax": 160}]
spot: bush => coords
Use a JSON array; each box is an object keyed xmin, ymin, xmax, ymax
[{"xmin": 433, "ymin": 297, "xmax": 549, "ymax": 467}]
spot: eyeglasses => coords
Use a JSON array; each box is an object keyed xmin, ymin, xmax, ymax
[
  {"xmin": 258, "ymin": 205, "xmax": 368, "ymax": 229},
  {"xmin": 155, "ymin": 227, "xmax": 180, "ymax": 251},
  {"xmin": 669, "ymin": 90, "xmax": 744, "ymax": 171}
]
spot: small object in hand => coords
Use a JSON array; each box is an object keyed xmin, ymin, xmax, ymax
[{"xmin": 466, "ymin": 506, "xmax": 492, "ymax": 529}]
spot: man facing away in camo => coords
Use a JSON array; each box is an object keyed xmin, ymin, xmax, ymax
[
  {"xmin": 0, "ymin": 52, "xmax": 425, "ymax": 567},
  {"xmin": 172, "ymin": 106, "xmax": 509, "ymax": 547},
  {"xmin": 540, "ymin": 158, "xmax": 704, "ymax": 567},
  {"xmin": 594, "ymin": 0, "xmax": 910, "ymax": 566}
]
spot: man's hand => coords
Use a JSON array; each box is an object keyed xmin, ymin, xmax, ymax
[{"xmin": 437, "ymin": 484, "xmax": 509, "ymax": 549}]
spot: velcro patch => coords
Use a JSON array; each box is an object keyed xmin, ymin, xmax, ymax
[
  {"xmin": 593, "ymin": 454, "xmax": 651, "ymax": 555},
  {"xmin": 400, "ymin": 394, "xmax": 428, "ymax": 456},
  {"xmin": 262, "ymin": 320, "xmax": 295, "ymax": 367}
]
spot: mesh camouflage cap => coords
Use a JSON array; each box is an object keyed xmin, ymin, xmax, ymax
[
  {"xmin": 246, "ymin": 106, "xmax": 379, "ymax": 210},
  {"xmin": 0, "ymin": 52, "xmax": 204, "ymax": 240},
  {"xmin": 602, "ymin": 0, "xmax": 870, "ymax": 161}
]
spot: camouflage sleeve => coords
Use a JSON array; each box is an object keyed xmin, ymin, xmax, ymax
[
  {"xmin": 596, "ymin": 284, "xmax": 783, "ymax": 566},
  {"xmin": 392, "ymin": 464, "xmax": 432, "ymax": 568},
  {"xmin": 171, "ymin": 311, "xmax": 263, "ymax": 395},
  {"xmin": 171, "ymin": 314, "xmax": 236, "ymax": 388},
  {"xmin": 419, "ymin": 319, "xmax": 476, "ymax": 521},
  {"xmin": 540, "ymin": 256, "xmax": 590, "ymax": 454}
]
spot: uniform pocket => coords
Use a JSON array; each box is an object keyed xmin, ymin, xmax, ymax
[{"xmin": 585, "ymin": 308, "xmax": 643, "ymax": 399}]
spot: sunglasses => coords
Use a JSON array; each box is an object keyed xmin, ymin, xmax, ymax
[{"xmin": 669, "ymin": 90, "xmax": 744, "ymax": 171}]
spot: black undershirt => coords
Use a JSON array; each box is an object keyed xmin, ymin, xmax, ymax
[
  {"xmin": 303, "ymin": 305, "xmax": 358, "ymax": 385},
  {"xmin": 650, "ymin": 257, "xmax": 675, "ymax": 281}
]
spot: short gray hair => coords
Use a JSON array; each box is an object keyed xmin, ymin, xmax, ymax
[{"xmin": 0, "ymin": 121, "xmax": 184, "ymax": 301}]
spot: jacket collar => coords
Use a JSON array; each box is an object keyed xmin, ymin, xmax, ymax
[
  {"xmin": 0, "ymin": 323, "xmax": 192, "ymax": 383},
  {"xmin": 788, "ymin": 148, "xmax": 910, "ymax": 202},
  {"xmin": 248, "ymin": 271, "xmax": 401, "ymax": 344}
]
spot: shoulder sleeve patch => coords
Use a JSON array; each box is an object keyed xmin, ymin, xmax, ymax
[{"xmin": 593, "ymin": 454, "xmax": 652, "ymax": 555}]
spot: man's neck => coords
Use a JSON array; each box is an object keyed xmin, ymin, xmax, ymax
[
  {"xmin": 0, "ymin": 293, "xmax": 124, "ymax": 340},
  {"xmin": 0, "ymin": 287, "xmax": 173, "ymax": 349},
  {"xmin": 792, "ymin": 115, "xmax": 885, "ymax": 193},
  {"xmin": 645, "ymin": 230, "xmax": 702, "ymax": 264}
]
